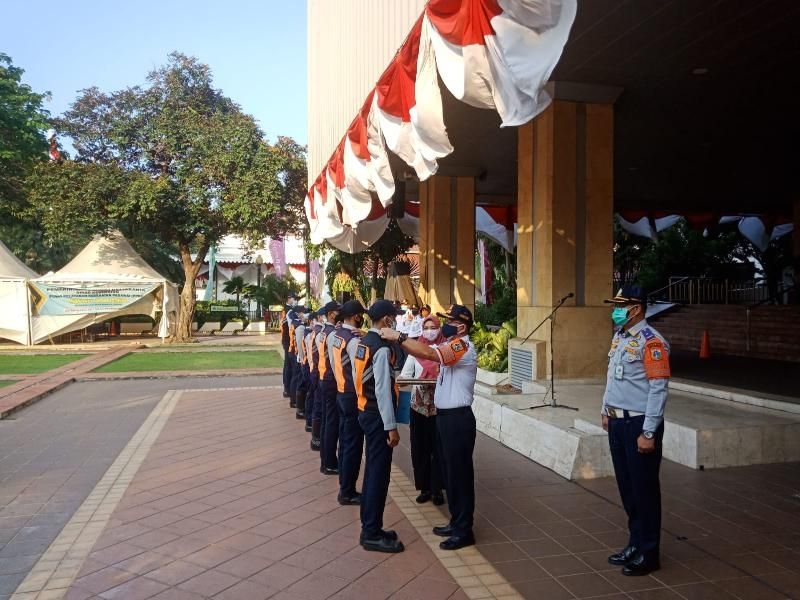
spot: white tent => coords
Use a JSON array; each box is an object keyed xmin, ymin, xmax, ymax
[
  {"xmin": 0, "ymin": 240, "xmax": 37, "ymax": 345},
  {"xmin": 28, "ymin": 231, "xmax": 179, "ymax": 345}
]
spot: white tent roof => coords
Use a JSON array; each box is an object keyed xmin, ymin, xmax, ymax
[
  {"xmin": 38, "ymin": 230, "xmax": 167, "ymax": 283},
  {"xmin": 0, "ymin": 240, "xmax": 38, "ymax": 280}
]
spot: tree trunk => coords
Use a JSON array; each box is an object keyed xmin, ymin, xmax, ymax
[
  {"xmin": 371, "ymin": 257, "xmax": 380, "ymax": 304},
  {"xmin": 172, "ymin": 242, "xmax": 208, "ymax": 343}
]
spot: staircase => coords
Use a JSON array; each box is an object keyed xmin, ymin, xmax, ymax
[{"xmin": 651, "ymin": 304, "xmax": 800, "ymax": 362}]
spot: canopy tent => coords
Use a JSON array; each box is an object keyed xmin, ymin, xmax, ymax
[
  {"xmin": 0, "ymin": 240, "xmax": 38, "ymax": 345},
  {"xmin": 306, "ymin": 0, "xmax": 577, "ymax": 251},
  {"xmin": 27, "ymin": 231, "xmax": 179, "ymax": 345}
]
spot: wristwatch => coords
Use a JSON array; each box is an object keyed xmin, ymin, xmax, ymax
[
  {"xmin": 397, "ymin": 332, "xmax": 408, "ymax": 344},
  {"xmin": 642, "ymin": 431, "xmax": 654, "ymax": 440}
]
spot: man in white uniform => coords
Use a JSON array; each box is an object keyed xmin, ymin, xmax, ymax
[{"xmin": 380, "ymin": 304, "xmax": 477, "ymax": 550}]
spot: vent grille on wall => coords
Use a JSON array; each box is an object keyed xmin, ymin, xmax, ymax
[{"xmin": 510, "ymin": 346, "xmax": 534, "ymax": 389}]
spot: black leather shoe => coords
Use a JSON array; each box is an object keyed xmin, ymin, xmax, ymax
[
  {"xmin": 440, "ymin": 533, "xmax": 475, "ymax": 551},
  {"xmin": 295, "ymin": 411, "xmax": 305, "ymax": 419},
  {"xmin": 608, "ymin": 545, "xmax": 638, "ymax": 566},
  {"xmin": 338, "ymin": 492, "xmax": 362, "ymax": 506},
  {"xmin": 433, "ymin": 525, "xmax": 454, "ymax": 537},
  {"xmin": 432, "ymin": 493, "xmax": 445, "ymax": 506},
  {"xmin": 305, "ymin": 424, "xmax": 312, "ymax": 432},
  {"xmin": 283, "ymin": 391, "xmax": 289, "ymax": 398},
  {"xmin": 622, "ymin": 554, "xmax": 660, "ymax": 576},
  {"xmin": 361, "ymin": 535, "xmax": 404, "ymax": 553},
  {"xmin": 359, "ymin": 529, "xmax": 398, "ymax": 543},
  {"xmin": 321, "ymin": 467, "xmax": 339, "ymax": 475},
  {"xmin": 310, "ymin": 437, "xmax": 321, "ymax": 451},
  {"xmin": 416, "ymin": 492, "xmax": 431, "ymax": 504}
]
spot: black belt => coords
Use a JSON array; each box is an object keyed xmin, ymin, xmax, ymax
[{"xmin": 437, "ymin": 406, "xmax": 472, "ymax": 415}]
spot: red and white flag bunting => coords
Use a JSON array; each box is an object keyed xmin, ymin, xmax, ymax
[{"xmin": 307, "ymin": 0, "xmax": 577, "ymax": 252}]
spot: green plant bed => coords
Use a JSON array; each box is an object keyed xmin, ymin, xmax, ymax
[
  {"xmin": 0, "ymin": 354, "xmax": 90, "ymax": 375},
  {"xmin": 94, "ymin": 350, "xmax": 282, "ymax": 372}
]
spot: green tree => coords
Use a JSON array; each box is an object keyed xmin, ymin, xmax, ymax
[
  {"xmin": 24, "ymin": 53, "xmax": 306, "ymax": 341},
  {"xmin": 222, "ymin": 275, "xmax": 247, "ymax": 307},
  {"xmin": 0, "ymin": 53, "xmax": 53, "ymax": 267},
  {"xmin": 245, "ymin": 273, "xmax": 304, "ymax": 308}
]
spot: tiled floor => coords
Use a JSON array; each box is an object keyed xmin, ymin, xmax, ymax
[{"xmin": 3, "ymin": 376, "xmax": 800, "ymax": 599}]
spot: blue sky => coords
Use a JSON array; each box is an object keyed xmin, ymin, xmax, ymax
[{"xmin": 3, "ymin": 0, "xmax": 307, "ymax": 144}]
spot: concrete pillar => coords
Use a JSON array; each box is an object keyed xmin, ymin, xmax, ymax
[
  {"xmin": 418, "ymin": 176, "xmax": 476, "ymax": 315},
  {"xmin": 516, "ymin": 101, "xmax": 614, "ymax": 379}
]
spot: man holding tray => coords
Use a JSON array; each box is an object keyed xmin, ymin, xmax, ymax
[{"xmin": 380, "ymin": 304, "xmax": 478, "ymax": 551}]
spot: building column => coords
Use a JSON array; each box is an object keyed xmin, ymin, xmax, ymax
[
  {"xmin": 516, "ymin": 100, "xmax": 614, "ymax": 379},
  {"xmin": 418, "ymin": 176, "xmax": 476, "ymax": 315}
]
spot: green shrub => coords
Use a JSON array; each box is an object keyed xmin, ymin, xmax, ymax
[{"xmin": 472, "ymin": 319, "xmax": 516, "ymax": 373}]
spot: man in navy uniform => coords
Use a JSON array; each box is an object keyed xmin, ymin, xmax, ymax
[
  {"xmin": 287, "ymin": 305, "xmax": 306, "ymax": 409},
  {"xmin": 331, "ymin": 301, "xmax": 366, "ymax": 505},
  {"xmin": 353, "ymin": 300, "xmax": 405, "ymax": 553},
  {"xmin": 281, "ymin": 294, "xmax": 298, "ymax": 398},
  {"xmin": 602, "ymin": 285, "xmax": 670, "ymax": 576},
  {"xmin": 305, "ymin": 310, "xmax": 323, "ymax": 437},
  {"xmin": 316, "ymin": 301, "xmax": 342, "ymax": 474}
]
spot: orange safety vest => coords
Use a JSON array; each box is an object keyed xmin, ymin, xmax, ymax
[
  {"xmin": 354, "ymin": 331, "xmax": 398, "ymax": 412},
  {"xmin": 332, "ymin": 327, "xmax": 360, "ymax": 394}
]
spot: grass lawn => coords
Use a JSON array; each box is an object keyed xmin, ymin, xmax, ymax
[
  {"xmin": 0, "ymin": 354, "xmax": 90, "ymax": 375},
  {"xmin": 0, "ymin": 380, "xmax": 17, "ymax": 388},
  {"xmin": 94, "ymin": 350, "xmax": 282, "ymax": 373}
]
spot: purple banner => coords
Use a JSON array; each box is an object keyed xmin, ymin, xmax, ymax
[{"xmin": 269, "ymin": 238, "xmax": 287, "ymax": 278}]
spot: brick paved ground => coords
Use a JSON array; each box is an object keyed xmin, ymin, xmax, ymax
[{"xmin": 2, "ymin": 377, "xmax": 799, "ymax": 599}]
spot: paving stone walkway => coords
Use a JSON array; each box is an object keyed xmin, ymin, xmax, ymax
[
  {"xmin": 0, "ymin": 348, "xmax": 136, "ymax": 419},
  {"xmin": 2, "ymin": 377, "xmax": 799, "ymax": 600}
]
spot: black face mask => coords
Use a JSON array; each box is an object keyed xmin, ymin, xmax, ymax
[{"xmin": 442, "ymin": 323, "xmax": 459, "ymax": 338}]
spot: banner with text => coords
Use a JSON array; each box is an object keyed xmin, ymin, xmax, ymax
[{"xmin": 30, "ymin": 282, "xmax": 159, "ymax": 316}]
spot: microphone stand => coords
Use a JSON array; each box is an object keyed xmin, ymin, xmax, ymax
[{"xmin": 522, "ymin": 293, "xmax": 578, "ymax": 411}]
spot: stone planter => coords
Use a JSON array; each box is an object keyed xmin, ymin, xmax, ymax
[{"xmin": 476, "ymin": 368, "xmax": 509, "ymax": 387}]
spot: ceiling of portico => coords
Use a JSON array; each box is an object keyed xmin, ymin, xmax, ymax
[{"xmin": 404, "ymin": 0, "xmax": 800, "ymax": 215}]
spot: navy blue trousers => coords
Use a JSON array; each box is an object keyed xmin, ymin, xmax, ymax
[
  {"xmin": 436, "ymin": 407, "xmax": 476, "ymax": 537},
  {"xmin": 306, "ymin": 374, "xmax": 319, "ymax": 427},
  {"xmin": 358, "ymin": 410, "xmax": 393, "ymax": 537},
  {"xmin": 288, "ymin": 357, "xmax": 300, "ymax": 400},
  {"xmin": 282, "ymin": 349, "xmax": 293, "ymax": 394},
  {"xmin": 337, "ymin": 392, "xmax": 364, "ymax": 497},
  {"xmin": 608, "ymin": 414, "xmax": 664, "ymax": 559},
  {"xmin": 318, "ymin": 378, "xmax": 339, "ymax": 470}
]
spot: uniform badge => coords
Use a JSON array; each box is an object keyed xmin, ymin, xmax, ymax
[
  {"xmin": 650, "ymin": 348, "xmax": 662, "ymax": 360},
  {"xmin": 628, "ymin": 340, "xmax": 639, "ymax": 347},
  {"xmin": 642, "ymin": 328, "xmax": 655, "ymax": 341},
  {"xmin": 333, "ymin": 337, "xmax": 343, "ymax": 348},
  {"xmin": 355, "ymin": 346, "xmax": 366, "ymax": 360},
  {"xmin": 451, "ymin": 341, "xmax": 464, "ymax": 352}
]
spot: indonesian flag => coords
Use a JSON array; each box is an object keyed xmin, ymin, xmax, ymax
[{"xmin": 307, "ymin": 0, "xmax": 577, "ymax": 252}]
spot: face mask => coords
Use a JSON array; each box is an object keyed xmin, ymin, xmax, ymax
[
  {"xmin": 442, "ymin": 323, "xmax": 459, "ymax": 338},
  {"xmin": 422, "ymin": 328, "xmax": 440, "ymax": 341},
  {"xmin": 611, "ymin": 307, "xmax": 630, "ymax": 327},
  {"xmin": 354, "ymin": 315, "xmax": 364, "ymax": 328},
  {"xmin": 411, "ymin": 310, "xmax": 419, "ymax": 316}
]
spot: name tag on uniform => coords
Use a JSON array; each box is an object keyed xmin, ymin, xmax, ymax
[{"xmin": 614, "ymin": 364, "xmax": 624, "ymax": 380}]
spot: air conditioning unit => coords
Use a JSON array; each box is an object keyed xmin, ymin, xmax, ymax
[{"xmin": 508, "ymin": 339, "xmax": 546, "ymax": 389}]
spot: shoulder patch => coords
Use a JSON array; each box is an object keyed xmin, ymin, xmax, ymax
[
  {"xmin": 355, "ymin": 345, "xmax": 367, "ymax": 360},
  {"xmin": 643, "ymin": 339, "xmax": 670, "ymax": 379},
  {"xmin": 333, "ymin": 336, "xmax": 343, "ymax": 348},
  {"xmin": 642, "ymin": 328, "xmax": 655, "ymax": 341}
]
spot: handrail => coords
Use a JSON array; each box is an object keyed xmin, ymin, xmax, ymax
[
  {"xmin": 647, "ymin": 276, "xmax": 690, "ymax": 302},
  {"xmin": 746, "ymin": 283, "xmax": 796, "ymax": 310}
]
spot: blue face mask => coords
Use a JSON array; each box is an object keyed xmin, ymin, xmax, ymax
[{"xmin": 611, "ymin": 307, "xmax": 630, "ymax": 327}]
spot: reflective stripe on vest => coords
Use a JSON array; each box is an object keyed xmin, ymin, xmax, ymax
[
  {"xmin": 318, "ymin": 323, "xmax": 335, "ymax": 380},
  {"xmin": 288, "ymin": 323, "xmax": 297, "ymax": 354},
  {"xmin": 333, "ymin": 328, "xmax": 360, "ymax": 394},
  {"xmin": 354, "ymin": 331, "xmax": 398, "ymax": 413}
]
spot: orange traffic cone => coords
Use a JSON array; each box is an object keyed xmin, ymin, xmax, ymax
[{"xmin": 699, "ymin": 330, "xmax": 711, "ymax": 359}]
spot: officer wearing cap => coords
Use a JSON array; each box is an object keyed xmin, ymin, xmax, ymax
[
  {"xmin": 602, "ymin": 285, "xmax": 670, "ymax": 576},
  {"xmin": 381, "ymin": 304, "xmax": 478, "ymax": 551},
  {"xmin": 287, "ymin": 305, "xmax": 306, "ymax": 410},
  {"xmin": 317, "ymin": 301, "xmax": 342, "ymax": 475},
  {"xmin": 353, "ymin": 299, "xmax": 405, "ymax": 553},
  {"xmin": 281, "ymin": 295, "xmax": 298, "ymax": 398},
  {"xmin": 304, "ymin": 309, "xmax": 323, "ymax": 438},
  {"xmin": 331, "ymin": 300, "xmax": 366, "ymax": 505},
  {"xmin": 293, "ymin": 311, "xmax": 310, "ymax": 420}
]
